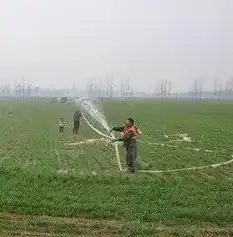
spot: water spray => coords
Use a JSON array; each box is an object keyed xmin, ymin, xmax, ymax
[
  {"xmin": 82, "ymin": 113, "xmax": 111, "ymax": 139},
  {"xmin": 76, "ymin": 98, "xmax": 122, "ymax": 171}
]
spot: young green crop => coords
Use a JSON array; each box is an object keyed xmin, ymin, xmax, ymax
[{"xmin": 0, "ymin": 99, "xmax": 233, "ymax": 236}]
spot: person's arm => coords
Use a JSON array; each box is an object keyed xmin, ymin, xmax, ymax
[
  {"xmin": 117, "ymin": 131, "xmax": 134, "ymax": 142},
  {"xmin": 111, "ymin": 126, "xmax": 124, "ymax": 132}
]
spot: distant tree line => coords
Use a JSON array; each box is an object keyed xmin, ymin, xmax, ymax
[
  {"xmin": 86, "ymin": 77, "xmax": 134, "ymax": 100},
  {"xmin": 0, "ymin": 83, "xmax": 40, "ymax": 99},
  {"xmin": 154, "ymin": 77, "xmax": 233, "ymax": 100},
  {"xmin": 1, "ymin": 76, "xmax": 233, "ymax": 100}
]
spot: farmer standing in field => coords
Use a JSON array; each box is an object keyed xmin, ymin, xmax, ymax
[
  {"xmin": 110, "ymin": 118, "xmax": 140, "ymax": 173},
  {"xmin": 73, "ymin": 109, "xmax": 82, "ymax": 135}
]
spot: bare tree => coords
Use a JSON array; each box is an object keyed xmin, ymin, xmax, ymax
[
  {"xmin": 108, "ymin": 77, "xmax": 114, "ymax": 99},
  {"xmin": 191, "ymin": 79, "xmax": 203, "ymax": 100},
  {"xmin": 159, "ymin": 79, "xmax": 170, "ymax": 98},
  {"xmin": 154, "ymin": 82, "xmax": 161, "ymax": 98},
  {"xmin": 219, "ymin": 80, "xmax": 223, "ymax": 100},
  {"xmin": 168, "ymin": 80, "xmax": 172, "ymax": 97},
  {"xmin": 22, "ymin": 84, "xmax": 25, "ymax": 99},
  {"xmin": 215, "ymin": 80, "xmax": 223, "ymax": 100},
  {"xmin": 164, "ymin": 79, "xmax": 167, "ymax": 97},
  {"xmin": 198, "ymin": 79, "xmax": 203, "ymax": 100},
  {"xmin": 27, "ymin": 85, "xmax": 32, "ymax": 99},
  {"xmin": 106, "ymin": 78, "xmax": 111, "ymax": 99},
  {"xmin": 213, "ymin": 78, "xmax": 218, "ymax": 97},
  {"xmin": 129, "ymin": 87, "xmax": 134, "ymax": 97},
  {"xmin": 226, "ymin": 76, "xmax": 233, "ymax": 98},
  {"xmin": 192, "ymin": 79, "xmax": 199, "ymax": 100},
  {"xmin": 35, "ymin": 86, "xmax": 40, "ymax": 98},
  {"xmin": 0, "ymin": 85, "xmax": 3, "ymax": 97},
  {"xmin": 120, "ymin": 79, "xmax": 124, "ymax": 99},
  {"xmin": 213, "ymin": 78, "xmax": 223, "ymax": 100},
  {"xmin": 120, "ymin": 79, "xmax": 127, "ymax": 102},
  {"xmin": 126, "ymin": 79, "xmax": 131, "ymax": 98},
  {"xmin": 6, "ymin": 84, "xmax": 10, "ymax": 97},
  {"xmin": 16, "ymin": 84, "xmax": 21, "ymax": 98},
  {"xmin": 160, "ymin": 82, "xmax": 164, "ymax": 99}
]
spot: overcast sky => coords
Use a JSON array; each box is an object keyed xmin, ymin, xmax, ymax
[{"xmin": 0, "ymin": 0, "xmax": 232, "ymax": 92}]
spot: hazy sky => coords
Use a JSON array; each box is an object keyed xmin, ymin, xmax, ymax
[{"xmin": 0, "ymin": 0, "xmax": 232, "ymax": 92}]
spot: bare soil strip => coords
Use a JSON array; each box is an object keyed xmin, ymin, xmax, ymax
[{"xmin": 1, "ymin": 212, "xmax": 233, "ymax": 236}]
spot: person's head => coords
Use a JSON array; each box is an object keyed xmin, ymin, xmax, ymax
[
  {"xmin": 60, "ymin": 117, "xmax": 64, "ymax": 121},
  {"xmin": 125, "ymin": 118, "xmax": 134, "ymax": 127}
]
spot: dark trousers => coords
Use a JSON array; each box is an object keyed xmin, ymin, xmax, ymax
[
  {"xmin": 73, "ymin": 120, "xmax": 80, "ymax": 134},
  {"xmin": 59, "ymin": 126, "xmax": 64, "ymax": 132},
  {"xmin": 125, "ymin": 141, "xmax": 137, "ymax": 172}
]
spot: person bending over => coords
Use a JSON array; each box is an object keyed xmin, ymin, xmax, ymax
[{"xmin": 73, "ymin": 109, "xmax": 82, "ymax": 134}]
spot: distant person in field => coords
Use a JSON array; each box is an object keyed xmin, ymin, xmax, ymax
[
  {"xmin": 110, "ymin": 118, "xmax": 140, "ymax": 173},
  {"xmin": 73, "ymin": 109, "xmax": 82, "ymax": 135},
  {"xmin": 59, "ymin": 117, "xmax": 65, "ymax": 133}
]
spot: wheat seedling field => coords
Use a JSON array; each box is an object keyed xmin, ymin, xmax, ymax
[{"xmin": 1, "ymin": 99, "xmax": 233, "ymax": 236}]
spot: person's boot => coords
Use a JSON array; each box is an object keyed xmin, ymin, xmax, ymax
[{"xmin": 127, "ymin": 168, "xmax": 135, "ymax": 173}]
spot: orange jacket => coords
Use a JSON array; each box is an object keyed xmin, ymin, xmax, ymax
[{"xmin": 121, "ymin": 126, "xmax": 138, "ymax": 139}]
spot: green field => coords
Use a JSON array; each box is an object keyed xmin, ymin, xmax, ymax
[{"xmin": 1, "ymin": 99, "xmax": 233, "ymax": 236}]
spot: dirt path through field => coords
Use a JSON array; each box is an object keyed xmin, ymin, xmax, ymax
[
  {"xmin": 1, "ymin": 212, "xmax": 233, "ymax": 236},
  {"xmin": 0, "ymin": 212, "xmax": 122, "ymax": 237}
]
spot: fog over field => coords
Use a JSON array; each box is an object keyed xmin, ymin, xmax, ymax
[{"xmin": 0, "ymin": 0, "xmax": 232, "ymax": 92}]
